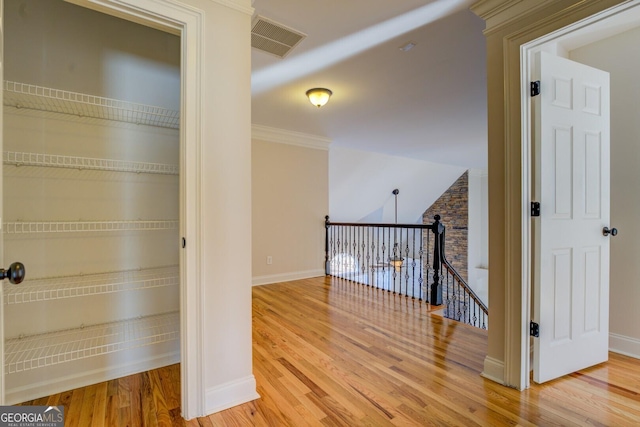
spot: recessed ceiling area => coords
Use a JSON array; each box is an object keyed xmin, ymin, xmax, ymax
[{"xmin": 250, "ymin": 0, "xmax": 487, "ymax": 168}]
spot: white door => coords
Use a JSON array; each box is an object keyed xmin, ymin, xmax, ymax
[{"xmin": 533, "ymin": 51, "xmax": 611, "ymax": 383}]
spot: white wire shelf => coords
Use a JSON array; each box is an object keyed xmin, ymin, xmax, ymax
[
  {"xmin": 4, "ymin": 265, "xmax": 179, "ymax": 305},
  {"xmin": 5, "ymin": 311, "xmax": 179, "ymax": 374},
  {"xmin": 3, "ymin": 81, "xmax": 180, "ymax": 129},
  {"xmin": 3, "ymin": 220, "xmax": 179, "ymax": 234},
  {"xmin": 4, "ymin": 151, "xmax": 179, "ymax": 175}
]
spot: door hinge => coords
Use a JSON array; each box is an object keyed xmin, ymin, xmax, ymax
[
  {"xmin": 530, "ymin": 321, "xmax": 540, "ymax": 337},
  {"xmin": 531, "ymin": 80, "xmax": 541, "ymax": 97},
  {"xmin": 531, "ymin": 201, "xmax": 541, "ymax": 217}
]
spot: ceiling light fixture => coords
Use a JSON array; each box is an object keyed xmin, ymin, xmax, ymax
[
  {"xmin": 390, "ymin": 189, "xmax": 404, "ymax": 271},
  {"xmin": 306, "ymin": 88, "xmax": 332, "ymax": 108}
]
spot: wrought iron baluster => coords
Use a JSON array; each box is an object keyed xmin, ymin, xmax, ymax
[
  {"xmin": 360, "ymin": 228, "xmax": 366, "ymax": 285},
  {"xmin": 350, "ymin": 226, "xmax": 355, "ymax": 282},
  {"xmin": 391, "ymin": 226, "xmax": 397, "ymax": 293},
  {"xmin": 420, "ymin": 229, "xmax": 426, "ymax": 302},
  {"xmin": 411, "ymin": 229, "xmax": 416, "ymax": 300},
  {"xmin": 332, "ymin": 225, "xmax": 337, "ymax": 272},
  {"xmin": 381, "ymin": 227, "xmax": 387, "ymax": 289},
  {"xmin": 376, "ymin": 227, "xmax": 381, "ymax": 291},
  {"xmin": 340, "ymin": 226, "xmax": 345, "ymax": 277},
  {"xmin": 403, "ymin": 228, "xmax": 409, "ymax": 296},
  {"xmin": 365, "ymin": 226, "xmax": 370, "ymax": 287},
  {"xmin": 323, "ymin": 216, "xmax": 486, "ymax": 329}
]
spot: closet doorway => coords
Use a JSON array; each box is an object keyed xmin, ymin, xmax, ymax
[{"xmin": 2, "ymin": 0, "xmax": 181, "ymax": 406}]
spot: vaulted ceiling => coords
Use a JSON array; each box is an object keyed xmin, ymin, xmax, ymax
[{"xmin": 250, "ymin": 0, "xmax": 487, "ymax": 168}]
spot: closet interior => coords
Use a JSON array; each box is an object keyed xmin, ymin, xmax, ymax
[{"xmin": 2, "ymin": 0, "xmax": 181, "ymax": 403}]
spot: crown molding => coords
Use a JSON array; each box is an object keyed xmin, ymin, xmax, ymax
[
  {"xmin": 251, "ymin": 124, "xmax": 331, "ymax": 151},
  {"xmin": 471, "ymin": 0, "xmax": 566, "ymax": 34},
  {"xmin": 205, "ymin": 0, "xmax": 254, "ymax": 16}
]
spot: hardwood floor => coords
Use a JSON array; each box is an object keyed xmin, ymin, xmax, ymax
[{"xmin": 18, "ymin": 276, "xmax": 640, "ymax": 426}]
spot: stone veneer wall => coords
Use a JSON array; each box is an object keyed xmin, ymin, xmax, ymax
[{"xmin": 423, "ymin": 171, "xmax": 468, "ymax": 280}]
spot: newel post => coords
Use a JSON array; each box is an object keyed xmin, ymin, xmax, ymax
[
  {"xmin": 431, "ymin": 215, "xmax": 444, "ymax": 305},
  {"xmin": 325, "ymin": 216, "xmax": 330, "ymax": 275}
]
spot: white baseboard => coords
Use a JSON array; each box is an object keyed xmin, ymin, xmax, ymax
[
  {"xmin": 609, "ymin": 333, "xmax": 640, "ymax": 359},
  {"xmin": 205, "ymin": 375, "xmax": 260, "ymax": 415},
  {"xmin": 481, "ymin": 356, "xmax": 505, "ymax": 384},
  {"xmin": 5, "ymin": 351, "xmax": 180, "ymax": 405},
  {"xmin": 252, "ymin": 269, "xmax": 325, "ymax": 286}
]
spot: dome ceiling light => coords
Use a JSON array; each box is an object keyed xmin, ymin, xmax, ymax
[{"xmin": 306, "ymin": 88, "xmax": 332, "ymax": 108}]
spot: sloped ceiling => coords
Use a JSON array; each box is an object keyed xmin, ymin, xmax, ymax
[{"xmin": 251, "ymin": 0, "xmax": 487, "ymax": 168}]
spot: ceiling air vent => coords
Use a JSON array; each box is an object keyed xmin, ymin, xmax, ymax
[{"xmin": 251, "ymin": 15, "xmax": 306, "ymax": 58}]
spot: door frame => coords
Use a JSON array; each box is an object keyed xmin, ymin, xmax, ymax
[
  {"xmin": 519, "ymin": 1, "xmax": 640, "ymax": 389},
  {"xmin": 64, "ymin": 0, "xmax": 207, "ymax": 417},
  {"xmin": 0, "ymin": 0, "xmax": 5, "ymax": 406}
]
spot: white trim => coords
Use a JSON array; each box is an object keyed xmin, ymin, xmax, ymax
[
  {"xmin": 519, "ymin": 0, "xmax": 640, "ymax": 391},
  {"xmin": 252, "ymin": 124, "xmax": 331, "ymax": 151},
  {"xmin": 66, "ymin": 0, "xmax": 253, "ymax": 33},
  {"xmin": 609, "ymin": 333, "xmax": 640, "ymax": 360},
  {"xmin": 481, "ymin": 356, "xmax": 505, "ymax": 384},
  {"xmin": 5, "ymin": 351, "xmax": 179, "ymax": 405},
  {"xmin": 65, "ymin": 0, "xmax": 183, "ymax": 34},
  {"xmin": 471, "ymin": 0, "xmax": 558, "ymax": 36},
  {"xmin": 205, "ymin": 375, "xmax": 260, "ymax": 414},
  {"xmin": 252, "ymin": 269, "xmax": 325, "ymax": 286}
]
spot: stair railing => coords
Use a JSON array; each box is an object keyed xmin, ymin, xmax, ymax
[
  {"xmin": 325, "ymin": 215, "xmax": 488, "ymax": 329},
  {"xmin": 437, "ymin": 227, "xmax": 488, "ymax": 329}
]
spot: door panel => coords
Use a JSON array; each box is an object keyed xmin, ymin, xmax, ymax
[{"xmin": 533, "ymin": 51, "xmax": 610, "ymax": 384}]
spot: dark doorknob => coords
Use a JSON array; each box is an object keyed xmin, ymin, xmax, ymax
[
  {"xmin": 603, "ymin": 227, "xmax": 618, "ymax": 237},
  {"xmin": 0, "ymin": 262, "xmax": 25, "ymax": 284}
]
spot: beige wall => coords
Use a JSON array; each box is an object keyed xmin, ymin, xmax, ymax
[
  {"xmin": 252, "ymin": 139, "xmax": 328, "ymax": 284},
  {"xmin": 472, "ymin": 0, "xmax": 626, "ymax": 389},
  {"xmin": 570, "ymin": 26, "xmax": 640, "ymax": 357},
  {"xmin": 4, "ymin": 0, "xmax": 180, "ymax": 109}
]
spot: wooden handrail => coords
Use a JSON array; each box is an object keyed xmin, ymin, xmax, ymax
[{"xmin": 325, "ymin": 217, "xmax": 435, "ymax": 230}]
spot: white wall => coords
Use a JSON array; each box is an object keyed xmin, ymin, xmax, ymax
[
  {"xmin": 329, "ymin": 146, "xmax": 466, "ymax": 224},
  {"xmin": 570, "ymin": 25, "xmax": 640, "ymax": 358},
  {"xmin": 330, "ymin": 146, "xmax": 488, "ymax": 301},
  {"xmin": 190, "ymin": 0, "xmax": 255, "ymax": 415},
  {"xmin": 468, "ymin": 169, "xmax": 488, "ymax": 304}
]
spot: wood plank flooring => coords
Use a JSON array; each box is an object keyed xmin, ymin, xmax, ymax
[{"xmin": 18, "ymin": 276, "xmax": 640, "ymax": 426}]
